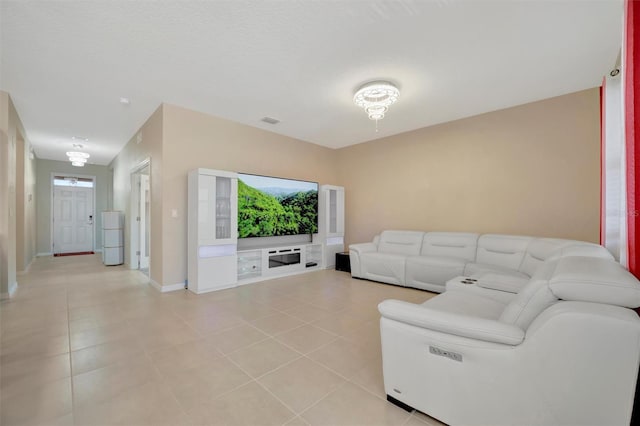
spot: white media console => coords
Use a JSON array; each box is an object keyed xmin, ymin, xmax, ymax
[
  {"xmin": 237, "ymin": 243, "xmax": 323, "ymax": 284},
  {"xmin": 187, "ymin": 168, "xmax": 344, "ymax": 294}
]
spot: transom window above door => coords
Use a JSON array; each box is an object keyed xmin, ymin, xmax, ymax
[{"xmin": 53, "ymin": 176, "xmax": 94, "ymax": 188}]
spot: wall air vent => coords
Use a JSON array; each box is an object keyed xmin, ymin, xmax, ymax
[{"xmin": 261, "ymin": 117, "xmax": 280, "ymax": 125}]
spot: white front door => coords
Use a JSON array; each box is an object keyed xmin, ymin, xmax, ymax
[
  {"xmin": 53, "ymin": 185, "xmax": 94, "ymax": 254},
  {"xmin": 139, "ymin": 174, "xmax": 150, "ymax": 269}
]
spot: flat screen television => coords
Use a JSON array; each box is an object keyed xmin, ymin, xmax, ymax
[{"xmin": 237, "ymin": 173, "xmax": 318, "ymax": 238}]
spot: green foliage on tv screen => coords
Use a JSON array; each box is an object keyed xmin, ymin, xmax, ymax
[{"xmin": 238, "ymin": 179, "xmax": 318, "ymax": 238}]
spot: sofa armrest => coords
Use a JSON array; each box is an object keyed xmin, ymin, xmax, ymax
[
  {"xmin": 349, "ymin": 242, "xmax": 378, "ymax": 255},
  {"xmin": 349, "ymin": 242, "xmax": 378, "ymax": 278},
  {"xmin": 378, "ymin": 299, "xmax": 525, "ymax": 345}
]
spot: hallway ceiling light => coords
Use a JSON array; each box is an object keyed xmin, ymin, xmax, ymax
[
  {"xmin": 353, "ymin": 81, "xmax": 400, "ymax": 130},
  {"xmin": 66, "ymin": 151, "xmax": 90, "ymax": 158},
  {"xmin": 67, "ymin": 150, "xmax": 90, "ymax": 166}
]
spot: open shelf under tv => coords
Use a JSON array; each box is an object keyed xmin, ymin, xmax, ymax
[{"xmin": 237, "ymin": 242, "xmax": 323, "ymax": 284}]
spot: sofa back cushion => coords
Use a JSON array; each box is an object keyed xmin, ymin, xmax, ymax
[
  {"xmin": 549, "ymin": 256, "xmax": 640, "ymax": 308},
  {"xmin": 519, "ymin": 238, "xmax": 613, "ymax": 276},
  {"xmin": 519, "ymin": 238, "xmax": 575, "ymax": 276},
  {"xmin": 499, "ymin": 260, "xmax": 559, "ymax": 329},
  {"xmin": 420, "ymin": 232, "xmax": 479, "ymax": 261},
  {"xmin": 378, "ymin": 230, "xmax": 425, "ymax": 256},
  {"xmin": 475, "ymin": 234, "xmax": 532, "ymax": 271}
]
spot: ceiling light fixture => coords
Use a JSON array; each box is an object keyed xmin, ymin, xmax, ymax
[
  {"xmin": 68, "ymin": 156, "xmax": 87, "ymax": 163},
  {"xmin": 66, "ymin": 150, "xmax": 90, "ymax": 167},
  {"xmin": 66, "ymin": 151, "xmax": 90, "ymax": 158},
  {"xmin": 353, "ymin": 81, "xmax": 400, "ymax": 132},
  {"xmin": 120, "ymin": 97, "xmax": 131, "ymax": 105}
]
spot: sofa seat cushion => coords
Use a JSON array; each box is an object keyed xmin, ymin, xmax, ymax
[
  {"xmin": 406, "ymin": 255, "xmax": 467, "ymax": 288},
  {"xmin": 473, "ymin": 272, "xmax": 530, "ymax": 294},
  {"xmin": 360, "ymin": 252, "xmax": 408, "ymax": 286},
  {"xmin": 464, "ymin": 262, "xmax": 529, "ymax": 280},
  {"xmin": 421, "ymin": 289, "xmax": 509, "ymax": 320},
  {"xmin": 446, "ymin": 276, "xmax": 518, "ymax": 304}
]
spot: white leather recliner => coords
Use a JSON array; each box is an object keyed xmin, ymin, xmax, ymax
[{"xmin": 378, "ymin": 256, "xmax": 640, "ymax": 426}]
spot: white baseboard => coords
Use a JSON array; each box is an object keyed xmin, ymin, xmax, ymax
[
  {"xmin": 37, "ymin": 252, "xmax": 52, "ymax": 257},
  {"xmin": 1, "ymin": 281, "xmax": 18, "ymax": 300},
  {"xmin": 150, "ymin": 279, "xmax": 185, "ymax": 293},
  {"xmin": 17, "ymin": 257, "xmax": 35, "ymax": 275}
]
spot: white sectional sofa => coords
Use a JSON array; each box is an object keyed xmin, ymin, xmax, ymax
[
  {"xmin": 349, "ymin": 230, "xmax": 613, "ymax": 293},
  {"xmin": 378, "ymin": 255, "xmax": 640, "ymax": 425}
]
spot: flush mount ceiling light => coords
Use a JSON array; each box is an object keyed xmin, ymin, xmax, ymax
[
  {"xmin": 353, "ymin": 80, "xmax": 400, "ymax": 131},
  {"xmin": 71, "ymin": 161, "xmax": 85, "ymax": 167}
]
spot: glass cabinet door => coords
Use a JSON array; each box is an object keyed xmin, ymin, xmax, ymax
[
  {"xmin": 329, "ymin": 189, "xmax": 337, "ymax": 233},
  {"xmin": 216, "ymin": 177, "xmax": 232, "ymax": 239},
  {"xmin": 198, "ymin": 175, "xmax": 216, "ymax": 241}
]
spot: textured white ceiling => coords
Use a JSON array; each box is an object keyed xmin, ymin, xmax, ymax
[{"xmin": 1, "ymin": 0, "xmax": 623, "ymax": 165}]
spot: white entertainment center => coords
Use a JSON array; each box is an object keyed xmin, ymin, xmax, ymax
[{"xmin": 187, "ymin": 168, "xmax": 344, "ymax": 294}]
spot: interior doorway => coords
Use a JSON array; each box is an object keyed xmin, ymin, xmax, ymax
[
  {"xmin": 52, "ymin": 175, "xmax": 96, "ymax": 255},
  {"xmin": 130, "ymin": 161, "xmax": 150, "ymax": 276}
]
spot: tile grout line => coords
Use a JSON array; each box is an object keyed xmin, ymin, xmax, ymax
[
  {"xmin": 222, "ymin": 353, "xmax": 300, "ymax": 422},
  {"xmin": 294, "ymin": 379, "xmax": 351, "ymax": 422},
  {"xmin": 143, "ymin": 347, "xmax": 192, "ymax": 421},
  {"xmin": 66, "ymin": 283, "xmax": 76, "ymax": 420},
  {"xmin": 7, "ymin": 256, "xmax": 436, "ymax": 425}
]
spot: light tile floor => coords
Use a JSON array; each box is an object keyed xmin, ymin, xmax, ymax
[{"xmin": 0, "ymin": 254, "xmax": 444, "ymax": 426}]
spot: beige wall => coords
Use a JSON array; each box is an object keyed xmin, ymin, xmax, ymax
[
  {"xmin": 16, "ymin": 131, "xmax": 37, "ymax": 272},
  {"xmin": 337, "ymin": 89, "xmax": 601, "ymax": 247},
  {"xmin": 1, "ymin": 92, "xmax": 34, "ymax": 294},
  {"xmin": 110, "ymin": 88, "xmax": 600, "ymax": 288},
  {"xmin": 35, "ymin": 159, "xmax": 109, "ymax": 255},
  {"xmin": 23, "ymin": 138, "xmax": 37, "ymax": 270},
  {"xmin": 110, "ymin": 105, "xmax": 164, "ymax": 285},
  {"xmin": 161, "ymin": 104, "xmax": 339, "ymax": 286},
  {"xmin": 0, "ymin": 92, "xmax": 13, "ymax": 295}
]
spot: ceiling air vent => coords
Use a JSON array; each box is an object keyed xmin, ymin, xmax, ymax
[{"xmin": 261, "ymin": 117, "xmax": 280, "ymax": 125}]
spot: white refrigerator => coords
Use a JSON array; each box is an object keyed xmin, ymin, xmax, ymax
[{"xmin": 102, "ymin": 211, "xmax": 124, "ymax": 265}]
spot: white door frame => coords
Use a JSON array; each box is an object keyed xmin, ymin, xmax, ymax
[
  {"xmin": 129, "ymin": 159, "xmax": 151, "ymax": 271},
  {"xmin": 50, "ymin": 172, "xmax": 97, "ymax": 254},
  {"xmin": 139, "ymin": 174, "xmax": 150, "ymax": 269}
]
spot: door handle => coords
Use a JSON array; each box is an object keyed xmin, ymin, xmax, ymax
[{"xmin": 88, "ymin": 215, "xmax": 93, "ymax": 225}]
